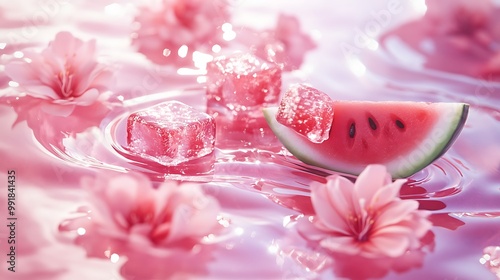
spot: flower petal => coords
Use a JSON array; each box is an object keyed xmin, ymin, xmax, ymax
[
  {"xmin": 354, "ymin": 164, "xmax": 389, "ymax": 205},
  {"xmin": 368, "ymin": 227, "xmax": 413, "ymax": 258},
  {"xmin": 50, "ymin": 31, "xmax": 82, "ymax": 56},
  {"xmin": 310, "ymin": 177, "xmax": 352, "ymax": 234},
  {"xmin": 5, "ymin": 62, "xmax": 59, "ymax": 99},
  {"xmin": 325, "ymin": 175, "xmax": 355, "ymax": 217},
  {"xmin": 370, "ymin": 179, "xmax": 406, "ymax": 209},
  {"xmin": 41, "ymin": 102, "xmax": 75, "ymax": 117},
  {"xmin": 4, "ymin": 61, "xmax": 39, "ymax": 84},
  {"xmin": 319, "ymin": 236, "xmax": 361, "ymax": 255},
  {"xmin": 22, "ymin": 85, "xmax": 59, "ymax": 100},
  {"xmin": 296, "ymin": 217, "xmax": 331, "ymax": 241},
  {"xmin": 156, "ymin": 183, "xmax": 220, "ymax": 244},
  {"xmin": 373, "ymin": 200, "xmax": 419, "ymax": 231},
  {"xmin": 72, "ymin": 88, "xmax": 99, "ymax": 105}
]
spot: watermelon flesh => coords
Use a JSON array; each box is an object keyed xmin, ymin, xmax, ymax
[
  {"xmin": 264, "ymin": 101, "xmax": 469, "ymax": 178},
  {"xmin": 276, "ymin": 84, "xmax": 334, "ymax": 143}
]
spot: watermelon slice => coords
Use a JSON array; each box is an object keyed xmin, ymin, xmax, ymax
[{"xmin": 263, "ymin": 101, "xmax": 469, "ymax": 178}]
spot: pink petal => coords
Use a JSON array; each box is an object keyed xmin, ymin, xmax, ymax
[
  {"xmin": 296, "ymin": 217, "xmax": 331, "ymax": 241},
  {"xmin": 153, "ymin": 182, "xmax": 177, "ymax": 221},
  {"xmin": 31, "ymin": 57, "xmax": 62, "ymax": 90},
  {"xmin": 403, "ymin": 212, "xmax": 432, "ymax": 239},
  {"xmin": 104, "ymin": 176, "xmax": 140, "ymax": 214},
  {"xmin": 310, "ymin": 178, "xmax": 352, "ymax": 234},
  {"xmin": 369, "ymin": 179, "xmax": 406, "ymax": 210},
  {"xmin": 5, "ymin": 62, "xmax": 59, "ymax": 99},
  {"xmin": 319, "ymin": 236, "xmax": 361, "ymax": 255},
  {"xmin": 74, "ymin": 66, "xmax": 109, "ymax": 96},
  {"xmin": 40, "ymin": 102, "xmax": 75, "ymax": 117},
  {"xmin": 51, "ymin": 31, "xmax": 81, "ymax": 56},
  {"xmin": 72, "ymin": 88, "xmax": 99, "ymax": 105},
  {"xmin": 5, "ymin": 57, "xmax": 63, "ymax": 99},
  {"xmin": 23, "ymin": 85, "xmax": 59, "ymax": 100},
  {"xmin": 165, "ymin": 204, "xmax": 195, "ymax": 243},
  {"xmin": 4, "ymin": 61, "xmax": 39, "ymax": 84},
  {"xmin": 368, "ymin": 227, "xmax": 412, "ymax": 258},
  {"xmin": 90, "ymin": 68, "xmax": 115, "ymax": 90},
  {"xmin": 354, "ymin": 164, "xmax": 390, "ymax": 205},
  {"xmin": 153, "ymin": 182, "xmax": 220, "ymax": 244},
  {"xmin": 373, "ymin": 200, "xmax": 419, "ymax": 231},
  {"xmin": 325, "ymin": 175, "xmax": 355, "ymax": 216},
  {"xmin": 73, "ymin": 38, "xmax": 97, "ymax": 68},
  {"xmin": 176, "ymin": 197, "xmax": 220, "ymax": 238}
]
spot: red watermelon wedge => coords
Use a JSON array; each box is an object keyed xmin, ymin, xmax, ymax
[{"xmin": 264, "ymin": 101, "xmax": 469, "ymax": 178}]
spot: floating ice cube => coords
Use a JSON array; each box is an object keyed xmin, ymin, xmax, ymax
[
  {"xmin": 206, "ymin": 53, "xmax": 281, "ymax": 112},
  {"xmin": 127, "ymin": 101, "xmax": 215, "ymax": 166},
  {"xmin": 276, "ymin": 84, "xmax": 334, "ymax": 143}
]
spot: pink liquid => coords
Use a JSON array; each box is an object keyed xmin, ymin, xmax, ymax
[{"xmin": 1, "ymin": 1, "xmax": 500, "ymax": 279}]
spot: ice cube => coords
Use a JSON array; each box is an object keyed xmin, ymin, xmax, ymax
[
  {"xmin": 276, "ymin": 84, "xmax": 334, "ymax": 143},
  {"xmin": 206, "ymin": 53, "xmax": 281, "ymax": 112},
  {"xmin": 126, "ymin": 101, "xmax": 216, "ymax": 166}
]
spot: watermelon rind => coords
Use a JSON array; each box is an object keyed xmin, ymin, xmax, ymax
[{"xmin": 263, "ymin": 103, "xmax": 469, "ymax": 178}]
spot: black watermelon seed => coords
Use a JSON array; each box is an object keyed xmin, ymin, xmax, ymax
[
  {"xmin": 349, "ymin": 123, "xmax": 356, "ymax": 138},
  {"xmin": 395, "ymin": 120, "xmax": 405, "ymax": 129},
  {"xmin": 368, "ymin": 117, "xmax": 377, "ymax": 130}
]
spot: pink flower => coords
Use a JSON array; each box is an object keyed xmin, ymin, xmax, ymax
[
  {"xmin": 78, "ymin": 171, "xmax": 221, "ymax": 247},
  {"xmin": 132, "ymin": 0, "xmax": 229, "ymax": 65},
  {"xmin": 254, "ymin": 14, "xmax": 316, "ymax": 71},
  {"xmin": 425, "ymin": 0, "xmax": 493, "ymax": 45},
  {"xmin": 481, "ymin": 246, "xmax": 500, "ymax": 278},
  {"xmin": 298, "ymin": 164, "xmax": 432, "ymax": 258},
  {"xmin": 4, "ymin": 31, "xmax": 113, "ymax": 116},
  {"xmin": 480, "ymin": 52, "xmax": 500, "ymax": 78}
]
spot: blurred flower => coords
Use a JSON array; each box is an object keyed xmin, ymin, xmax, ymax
[
  {"xmin": 4, "ymin": 31, "xmax": 113, "ymax": 116},
  {"xmin": 254, "ymin": 14, "xmax": 316, "ymax": 71},
  {"xmin": 480, "ymin": 52, "xmax": 500, "ymax": 78},
  {"xmin": 425, "ymin": 0, "xmax": 493, "ymax": 46},
  {"xmin": 78, "ymin": 171, "xmax": 221, "ymax": 247},
  {"xmin": 481, "ymin": 246, "xmax": 500, "ymax": 278},
  {"xmin": 298, "ymin": 164, "xmax": 432, "ymax": 258},
  {"xmin": 132, "ymin": 0, "xmax": 229, "ymax": 65}
]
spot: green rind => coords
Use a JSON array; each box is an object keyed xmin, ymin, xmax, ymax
[
  {"xmin": 263, "ymin": 103, "xmax": 469, "ymax": 179},
  {"xmin": 391, "ymin": 103, "xmax": 469, "ymax": 178}
]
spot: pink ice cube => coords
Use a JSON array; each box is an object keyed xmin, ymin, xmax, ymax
[
  {"xmin": 276, "ymin": 84, "xmax": 334, "ymax": 143},
  {"xmin": 127, "ymin": 101, "xmax": 215, "ymax": 166},
  {"xmin": 206, "ymin": 53, "xmax": 281, "ymax": 111}
]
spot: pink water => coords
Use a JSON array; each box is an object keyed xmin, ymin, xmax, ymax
[{"xmin": 1, "ymin": 0, "xmax": 500, "ymax": 279}]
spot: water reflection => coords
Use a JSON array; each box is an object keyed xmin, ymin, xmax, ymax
[
  {"xmin": 274, "ymin": 231, "xmax": 435, "ymax": 280},
  {"xmin": 119, "ymin": 245, "xmax": 214, "ymax": 280}
]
